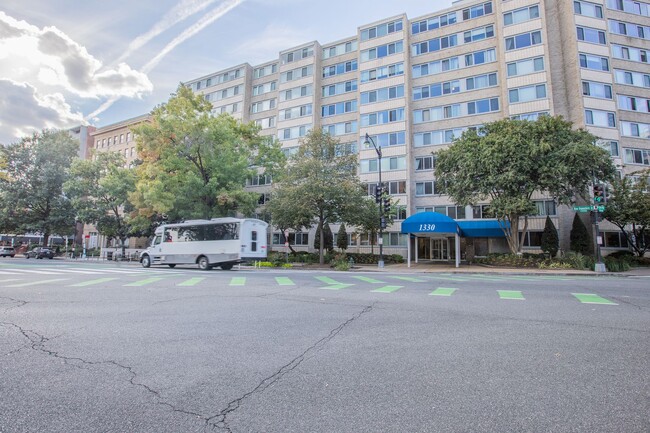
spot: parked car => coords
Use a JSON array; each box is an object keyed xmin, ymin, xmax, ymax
[
  {"xmin": 0, "ymin": 246, "xmax": 15, "ymax": 258},
  {"xmin": 25, "ymin": 247, "xmax": 55, "ymax": 259}
]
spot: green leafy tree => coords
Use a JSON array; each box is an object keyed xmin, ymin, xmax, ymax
[
  {"xmin": 570, "ymin": 213, "xmax": 592, "ymax": 255},
  {"xmin": 65, "ymin": 152, "xmax": 137, "ymax": 257},
  {"xmin": 314, "ymin": 222, "xmax": 334, "ymax": 253},
  {"xmin": 267, "ymin": 129, "xmax": 367, "ymax": 264},
  {"xmin": 435, "ymin": 116, "xmax": 615, "ymax": 254},
  {"xmin": 337, "ymin": 223, "xmax": 349, "ymax": 251},
  {"xmin": 348, "ymin": 195, "xmax": 396, "ymax": 255},
  {"xmin": 131, "ymin": 85, "xmax": 284, "ymax": 222},
  {"xmin": 0, "ymin": 129, "xmax": 78, "ymax": 245},
  {"xmin": 540, "ymin": 215, "xmax": 559, "ymax": 258},
  {"xmin": 603, "ymin": 173, "xmax": 650, "ymax": 256}
]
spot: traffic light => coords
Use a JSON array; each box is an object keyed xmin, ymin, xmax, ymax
[
  {"xmin": 603, "ymin": 184, "xmax": 611, "ymax": 203},
  {"xmin": 375, "ymin": 183, "xmax": 383, "ymax": 203},
  {"xmin": 383, "ymin": 196, "xmax": 391, "ymax": 215},
  {"xmin": 593, "ymin": 183, "xmax": 604, "ymax": 203}
]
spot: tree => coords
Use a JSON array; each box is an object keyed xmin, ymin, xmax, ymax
[
  {"xmin": 348, "ymin": 195, "xmax": 396, "ymax": 255},
  {"xmin": 131, "ymin": 85, "xmax": 284, "ymax": 222},
  {"xmin": 435, "ymin": 116, "xmax": 615, "ymax": 254},
  {"xmin": 570, "ymin": 213, "xmax": 592, "ymax": 255},
  {"xmin": 267, "ymin": 129, "xmax": 368, "ymax": 264},
  {"xmin": 314, "ymin": 222, "xmax": 334, "ymax": 253},
  {"xmin": 0, "ymin": 129, "xmax": 78, "ymax": 245},
  {"xmin": 540, "ymin": 215, "xmax": 559, "ymax": 258},
  {"xmin": 337, "ymin": 223, "xmax": 349, "ymax": 251},
  {"xmin": 65, "ymin": 152, "xmax": 137, "ymax": 257},
  {"xmin": 603, "ymin": 173, "xmax": 650, "ymax": 256}
]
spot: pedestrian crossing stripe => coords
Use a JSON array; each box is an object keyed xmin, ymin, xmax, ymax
[
  {"xmin": 315, "ymin": 276, "xmax": 353, "ymax": 290},
  {"xmin": 5, "ymin": 278, "xmax": 69, "ymax": 288},
  {"xmin": 498, "ymin": 290, "xmax": 525, "ymax": 300},
  {"xmin": 572, "ymin": 293, "xmax": 617, "ymax": 305},
  {"xmin": 230, "ymin": 277, "xmax": 246, "ymax": 286},
  {"xmin": 353, "ymin": 276, "xmax": 385, "ymax": 284},
  {"xmin": 390, "ymin": 276, "xmax": 426, "ymax": 283},
  {"xmin": 371, "ymin": 285, "xmax": 402, "ymax": 293},
  {"xmin": 178, "ymin": 277, "xmax": 205, "ymax": 287},
  {"xmin": 429, "ymin": 287, "xmax": 457, "ymax": 296},
  {"xmin": 70, "ymin": 278, "xmax": 119, "ymax": 287},
  {"xmin": 124, "ymin": 277, "xmax": 165, "ymax": 287},
  {"xmin": 275, "ymin": 277, "xmax": 294, "ymax": 286}
]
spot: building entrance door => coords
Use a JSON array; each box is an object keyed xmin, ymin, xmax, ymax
[
  {"xmin": 417, "ymin": 237, "xmax": 431, "ymax": 260},
  {"xmin": 431, "ymin": 238, "xmax": 449, "ymax": 260}
]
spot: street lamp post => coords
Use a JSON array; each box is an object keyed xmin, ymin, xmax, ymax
[{"xmin": 364, "ymin": 133, "xmax": 384, "ymax": 268}]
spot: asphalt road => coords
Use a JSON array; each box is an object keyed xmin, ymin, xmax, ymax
[{"xmin": 1, "ymin": 260, "xmax": 649, "ymax": 433}]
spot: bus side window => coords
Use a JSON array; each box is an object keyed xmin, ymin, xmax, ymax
[
  {"xmin": 251, "ymin": 231, "xmax": 257, "ymax": 252},
  {"xmin": 153, "ymin": 235, "xmax": 162, "ymax": 246}
]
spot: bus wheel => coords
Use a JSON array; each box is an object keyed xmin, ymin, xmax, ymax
[
  {"xmin": 168, "ymin": 264, "xmax": 176, "ymax": 268},
  {"xmin": 220, "ymin": 263, "xmax": 234, "ymax": 270},
  {"xmin": 198, "ymin": 256, "xmax": 210, "ymax": 270},
  {"xmin": 141, "ymin": 255, "xmax": 151, "ymax": 268}
]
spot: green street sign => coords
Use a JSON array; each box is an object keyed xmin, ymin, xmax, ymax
[
  {"xmin": 596, "ymin": 205, "xmax": 605, "ymax": 212},
  {"xmin": 573, "ymin": 206, "xmax": 592, "ymax": 213}
]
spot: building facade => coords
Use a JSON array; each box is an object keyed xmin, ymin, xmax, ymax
[{"xmin": 180, "ymin": 0, "xmax": 649, "ymax": 259}]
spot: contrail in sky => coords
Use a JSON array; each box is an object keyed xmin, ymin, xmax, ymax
[
  {"xmin": 114, "ymin": 0, "xmax": 220, "ymax": 64},
  {"xmin": 86, "ymin": 0, "xmax": 244, "ymax": 121}
]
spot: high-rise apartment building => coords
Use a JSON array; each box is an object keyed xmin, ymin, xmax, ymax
[{"xmin": 184, "ymin": 0, "xmax": 650, "ymax": 259}]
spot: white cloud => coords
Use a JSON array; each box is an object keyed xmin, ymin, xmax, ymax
[
  {"xmin": 233, "ymin": 23, "xmax": 309, "ymax": 64},
  {"xmin": 0, "ymin": 79, "xmax": 84, "ymax": 145},
  {"xmin": 0, "ymin": 11, "xmax": 152, "ymax": 98}
]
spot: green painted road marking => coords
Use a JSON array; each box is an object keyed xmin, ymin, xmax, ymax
[
  {"xmin": 436, "ymin": 276, "xmax": 469, "ymax": 282},
  {"xmin": 230, "ymin": 277, "xmax": 246, "ymax": 286},
  {"xmin": 315, "ymin": 276, "xmax": 353, "ymax": 290},
  {"xmin": 371, "ymin": 285, "xmax": 403, "ymax": 293},
  {"xmin": 275, "ymin": 277, "xmax": 294, "ymax": 286},
  {"xmin": 315, "ymin": 276, "xmax": 341, "ymax": 285},
  {"xmin": 6, "ymin": 278, "xmax": 69, "ymax": 288},
  {"xmin": 71, "ymin": 277, "xmax": 118, "ymax": 287},
  {"xmin": 352, "ymin": 276, "xmax": 385, "ymax": 284},
  {"xmin": 391, "ymin": 276, "xmax": 426, "ymax": 283},
  {"xmin": 178, "ymin": 277, "xmax": 205, "ymax": 287},
  {"xmin": 572, "ymin": 293, "xmax": 618, "ymax": 305},
  {"xmin": 498, "ymin": 290, "xmax": 525, "ymax": 300},
  {"xmin": 429, "ymin": 287, "xmax": 457, "ymax": 296},
  {"xmin": 124, "ymin": 277, "xmax": 165, "ymax": 287}
]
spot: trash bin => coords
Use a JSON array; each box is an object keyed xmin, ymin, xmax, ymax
[{"xmin": 106, "ymin": 251, "xmax": 113, "ymax": 261}]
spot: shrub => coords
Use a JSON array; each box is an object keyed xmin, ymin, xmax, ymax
[
  {"xmin": 564, "ymin": 252, "xmax": 588, "ymax": 270},
  {"xmin": 604, "ymin": 256, "xmax": 630, "ymax": 272},
  {"xmin": 541, "ymin": 216, "xmax": 559, "ymax": 258},
  {"xmin": 570, "ymin": 214, "xmax": 592, "ymax": 255}
]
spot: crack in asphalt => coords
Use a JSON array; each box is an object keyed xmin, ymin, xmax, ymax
[
  {"xmin": 0, "ymin": 321, "xmax": 206, "ymax": 422},
  {"xmin": 204, "ymin": 303, "xmax": 375, "ymax": 432},
  {"xmin": 0, "ymin": 295, "xmax": 28, "ymax": 313}
]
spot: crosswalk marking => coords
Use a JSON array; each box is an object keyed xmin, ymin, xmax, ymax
[
  {"xmin": 275, "ymin": 277, "xmax": 294, "ymax": 286},
  {"xmin": 353, "ymin": 276, "xmax": 385, "ymax": 284},
  {"xmin": 316, "ymin": 276, "xmax": 353, "ymax": 290},
  {"xmin": 178, "ymin": 277, "xmax": 205, "ymax": 287},
  {"xmin": 230, "ymin": 277, "xmax": 246, "ymax": 286},
  {"xmin": 429, "ymin": 287, "xmax": 457, "ymax": 296},
  {"xmin": 572, "ymin": 293, "xmax": 618, "ymax": 305},
  {"xmin": 371, "ymin": 285, "xmax": 403, "ymax": 293},
  {"xmin": 498, "ymin": 290, "xmax": 525, "ymax": 300},
  {"xmin": 70, "ymin": 278, "xmax": 119, "ymax": 287},
  {"xmin": 390, "ymin": 276, "xmax": 426, "ymax": 283},
  {"xmin": 6, "ymin": 278, "xmax": 69, "ymax": 288},
  {"xmin": 124, "ymin": 277, "xmax": 165, "ymax": 287}
]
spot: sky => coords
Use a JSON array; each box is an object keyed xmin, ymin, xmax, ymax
[{"xmin": 0, "ymin": 0, "xmax": 456, "ymax": 145}]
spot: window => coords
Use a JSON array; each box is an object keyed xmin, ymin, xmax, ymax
[
  {"xmin": 281, "ymin": 46, "xmax": 314, "ymax": 64},
  {"xmin": 463, "ymin": 2, "xmax": 493, "ymax": 20},
  {"xmin": 579, "ymin": 53, "xmax": 609, "ymax": 71},
  {"xmin": 279, "ymin": 85, "xmax": 313, "ymax": 102},
  {"xmin": 360, "ymin": 131, "xmax": 406, "ymax": 148},
  {"xmin": 577, "ymin": 26, "xmax": 607, "ymax": 44},
  {"xmin": 585, "ymin": 109, "xmax": 616, "ymax": 127},
  {"xmin": 614, "ymin": 69, "xmax": 650, "ymax": 88},
  {"xmin": 321, "ymin": 100, "xmax": 357, "ymax": 117},
  {"xmin": 361, "ymin": 19, "xmax": 403, "ymax": 41},
  {"xmin": 361, "ymin": 108, "xmax": 405, "ymax": 126},
  {"xmin": 415, "ymin": 181, "xmax": 435, "ymax": 196},
  {"xmin": 252, "ymin": 81, "xmax": 277, "ymax": 96},
  {"xmin": 361, "ymin": 85, "xmax": 405, "ymax": 104},
  {"xmin": 472, "ymin": 204, "xmax": 492, "ymax": 219},
  {"xmin": 414, "ymin": 128, "xmax": 465, "ymax": 147},
  {"xmin": 612, "ymin": 44, "xmax": 649, "ymax": 63},
  {"xmin": 463, "ymin": 48, "xmax": 497, "ymax": 68},
  {"xmin": 511, "ymin": 111, "xmax": 549, "ymax": 121},
  {"xmin": 467, "ymin": 97, "xmax": 500, "ymax": 114},
  {"xmin": 360, "ymin": 62, "xmax": 404, "ymax": 83},
  {"xmin": 322, "ymin": 60, "xmax": 358, "ymax": 78},
  {"xmin": 412, "ymin": 12, "xmax": 458, "ymax": 34},
  {"xmin": 250, "ymin": 99, "xmax": 276, "ymax": 113},
  {"xmin": 507, "ymin": 57, "xmax": 544, "ymax": 77},
  {"xmin": 504, "ymin": 5, "xmax": 540, "ymax": 25},
  {"xmin": 322, "ymin": 80, "xmax": 357, "ymax": 97},
  {"xmin": 361, "ymin": 41, "xmax": 403, "ymax": 62},
  {"xmin": 413, "ymin": 80, "xmax": 460, "ymax": 100},
  {"xmin": 465, "ymin": 73, "xmax": 498, "ymax": 91},
  {"xmin": 463, "ymin": 25, "xmax": 495, "ymax": 43},
  {"xmin": 254, "ymin": 64, "xmax": 277, "ymax": 78},
  {"xmin": 624, "ymin": 147, "xmax": 650, "ymax": 165},
  {"xmin": 360, "ymin": 156, "xmax": 406, "ymax": 173},
  {"xmin": 322, "ymin": 40, "xmax": 358, "ymax": 59},
  {"xmin": 279, "ymin": 124, "xmax": 310, "ymax": 141},
  {"xmin": 609, "ymin": 19, "xmax": 650, "ymax": 39},
  {"xmin": 248, "ymin": 174, "xmax": 273, "ymax": 186},
  {"xmin": 597, "ymin": 140, "xmax": 619, "ymax": 157},
  {"xmin": 415, "ymin": 156, "xmax": 435, "ymax": 171},
  {"xmin": 574, "ymin": 1, "xmax": 604, "ymax": 18},
  {"xmin": 505, "ymin": 31, "xmax": 542, "ymax": 51},
  {"xmin": 522, "ymin": 231, "xmax": 543, "ymax": 247},
  {"xmin": 279, "ymin": 104, "xmax": 312, "ymax": 120},
  {"xmin": 618, "ymin": 95, "xmax": 650, "ymax": 112},
  {"xmin": 582, "ymin": 81, "xmax": 613, "ymax": 99},
  {"xmin": 621, "ymin": 121, "xmax": 650, "ymax": 138},
  {"xmin": 413, "ymin": 104, "xmax": 461, "ymax": 123},
  {"xmin": 322, "ymin": 121, "xmax": 358, "ymax": 137},
  {"xmin": 531, "ymin": 200, "xmax": 557, "ymax": 216},
  {"xmin": 606, "ymin": 0, "xmax": 650, "ymax": 17},
  {"xmin": 411, "ymin": 33, "xmax": 459, "ymax": 56}
]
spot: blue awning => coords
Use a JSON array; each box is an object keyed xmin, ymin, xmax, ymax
[
  {"xmin": 401, "ymin": 212, "xmax": 459, "ymax": 235},
  {"xmin": 457, "ymin": 220, "xmax": 509, "ymax": 238}
]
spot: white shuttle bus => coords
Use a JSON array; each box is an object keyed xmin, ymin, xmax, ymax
[{"xmin": 140, "ymin": 218, "xmax": 268, "ymax": 270}]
